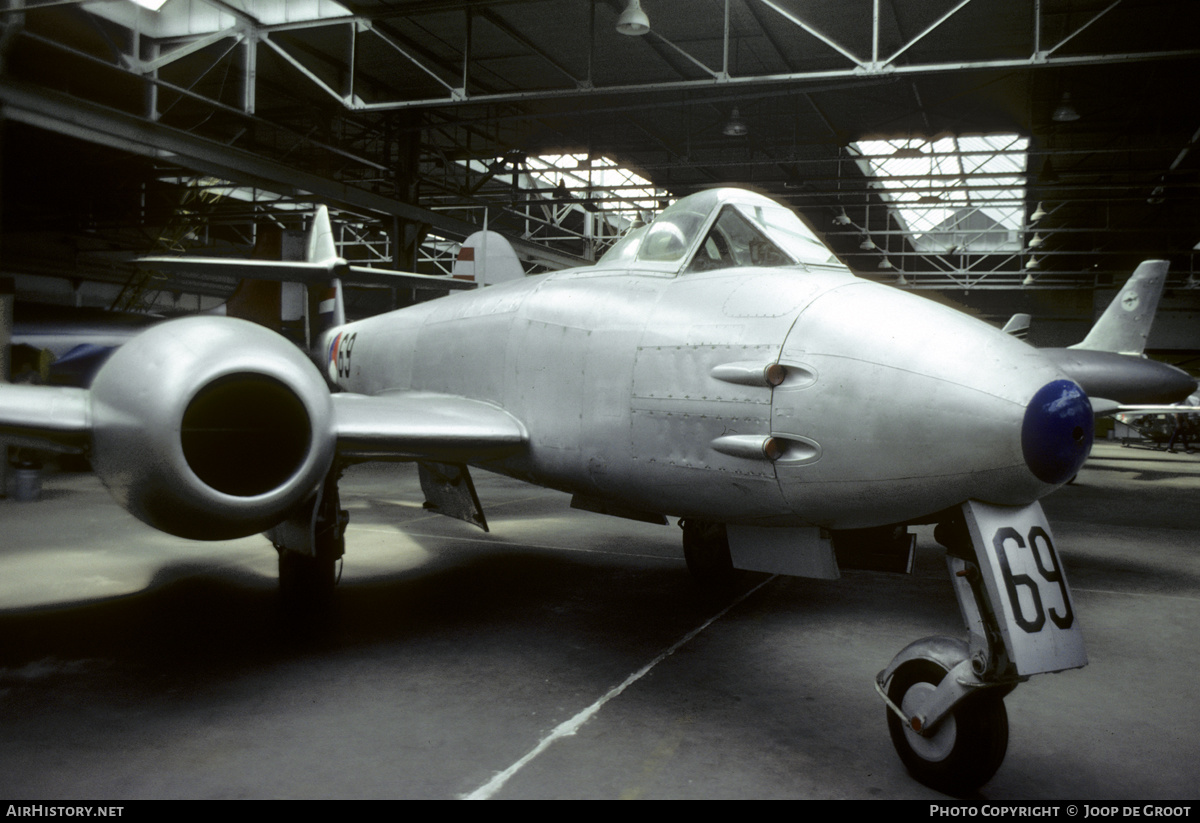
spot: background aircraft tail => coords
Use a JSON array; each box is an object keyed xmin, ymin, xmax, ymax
[
  {"xmin": 143, "ymin": 209, "xmax": 523, "ymax": 344},
  {"xmin": 141, "ymin": 205, "xmax": 476, "ymax": 331},
  {"xmin": 218, "ymin": 207, "xmax": 341, "ymax": 347},
  {"xmin": 1071, "ymin": 259, "xmax": 1169, "ymax": 355},
  {"xmin": 451, "ymin": 230, "xmax": 525, "ymax": 286},
  {"xmin": 306, "ymin": 204, "xmax": 340, "ymax": 267},
  {"xmin": 1001, "ymin": 313, "xmax": 1031, "ymax": 340}
]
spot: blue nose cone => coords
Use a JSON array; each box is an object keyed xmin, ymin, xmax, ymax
[{"xmin": 1022, "ymin": 379, "xmax": 1093, "ymax": 485}]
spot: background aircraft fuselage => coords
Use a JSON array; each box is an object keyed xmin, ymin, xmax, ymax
[{"xmin": 1041, "ymin": 347, "xmax": 1196, "ymax": 405}]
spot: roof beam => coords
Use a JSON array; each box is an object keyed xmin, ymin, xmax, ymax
[
  {"xmin": 754, "ymin": 0, "xmax": 864, "ymax": 67},
  {"xmin": 881, "ymin": 0, "xmax": 975, "ymax": 68},
  {"xmin": 351, "ymin": 46, "xmax": 1200, "ymax": 112},
  {"xmin": 0, "ymin": 78, "xmax": 588, "ymax": 269}
]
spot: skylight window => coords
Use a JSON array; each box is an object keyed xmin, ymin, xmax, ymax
[
  {"xmin": 523, "ymin": 153, "xmax": 667, "ymax": 223},
  {"xmin": 96, "ymin": 0, "xmax": 352, "ymax": 37},
  {"xmin": 851, "ymin": 135, "xmax": 1029, "ymax": 254}
]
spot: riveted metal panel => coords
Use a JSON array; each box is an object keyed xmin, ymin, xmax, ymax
[
  {"xmin": 505, "ymin": 271, "xmax": 666, "ymax": 494},
  {"xmin": 633, "ymin": 342, "xmax": 780, "ymax": 406},
  {"xmin": 510, "ymin": 317, "xmax": 588, "ymax": 456},
  {"xmin": 720, "ymin": 273, "xmax": 819, "ymax": 318},
  {"xmin": 613, "ymin": 270, "xmax": 841, "ymax": 522},
  {"xmin": 413, "ymin": 313, "xmax": 514, "ymax": 403}
]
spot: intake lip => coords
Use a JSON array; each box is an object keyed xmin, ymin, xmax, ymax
[{"xmin": 1022, "ymin": 379, "xmax": 1093, "ymax": 485}]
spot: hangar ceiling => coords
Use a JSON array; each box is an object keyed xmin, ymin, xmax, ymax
[{"xmin": 2, "ymin": 0, "xmax": 1199, "ymax": 313}]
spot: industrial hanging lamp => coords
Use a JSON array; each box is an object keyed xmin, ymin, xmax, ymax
[
  {"xmin": 616, "ymin": 0, "xmax": 650, "ymax": 35},
  {"xmin": 723, "ymin": 107, "xmax": 748, "ymax": 137},
  {"xmin": 1052, "ymin": 93, "xmax": 1080, "ymax": 123}
]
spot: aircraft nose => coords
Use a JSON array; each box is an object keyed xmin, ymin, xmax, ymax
[
  {"xmin": 1021, "ymin": 379, "xmax": 1093, "ymax": 485},
  {"xmin": 1164, "ymin": 365, "xmax": 1200, "ymax": 403}
]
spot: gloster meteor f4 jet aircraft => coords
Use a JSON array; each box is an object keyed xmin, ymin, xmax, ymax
[{"xmin": 1, "ymin": 188, "xmax": 1094, "ymax": 795}]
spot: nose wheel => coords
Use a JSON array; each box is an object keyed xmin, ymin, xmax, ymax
[
  {"xmin": 884, "ymin": 658, "xmax": 1008, "ymax": 796},
  {"xmin": 876, "ymin": 500, "xmax": 1086, "ymax": 794}
]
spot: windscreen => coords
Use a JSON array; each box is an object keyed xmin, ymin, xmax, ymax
[{"xmin": 731, "ymin": 202, "xmax": 838, "ymax": 265}]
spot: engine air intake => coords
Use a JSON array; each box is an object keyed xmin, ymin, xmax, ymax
[{"xmin": 182, "ymin": 374, "xmax": 312, "ymax": 497}]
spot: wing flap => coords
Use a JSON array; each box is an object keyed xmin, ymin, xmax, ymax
[{"xmin": 332, "ymin": 391, "xmax": 527, "ymax": 461}]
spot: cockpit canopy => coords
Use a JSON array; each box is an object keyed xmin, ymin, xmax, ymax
[{"xmin": 596, "ymin": 188, "xmax": 841, "ymax": 273}]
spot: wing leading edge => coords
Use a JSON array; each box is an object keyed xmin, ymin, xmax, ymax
[
  {"xmin": 0, "ymin": 382, "xmax": 527, "ymax": 464},
  {"xmin": 331, "ymin": 391, "xmax": 528, "ymax": 462},
  {"xmin": 136, "ymin": 256, "xmax": 476, "ymax": 291},
  {"xmin": 0, "ymin": 384, "xmax": 90, "ymax": 452}
]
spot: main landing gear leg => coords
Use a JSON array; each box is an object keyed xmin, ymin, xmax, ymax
[
  {"xmin": 875, "ymin": 500, "xmax": 1087, "ymax": 795},
  {"xmin": 679, "ymin": 519, "xmax": 735, "ymax": 602},
  {"xmin": 267, "ymin": 467, "xmax": 348, "ymax": 609}
]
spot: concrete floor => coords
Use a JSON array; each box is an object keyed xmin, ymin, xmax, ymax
[{"xmin": 1, "ymin": 441, "xmax": 1198, "ymax": 800}]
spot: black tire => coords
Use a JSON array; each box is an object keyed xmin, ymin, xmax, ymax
[
  {"xmin": 886, "ymin": 659, "xmax": 1009, "ymax": 796},
  {"xmin": 681, "ymin": 519, "xmax": 735, "ymax": 602},
  {"xmin": 278, "ymin": 550, "xmax": 337, "ymax": 609}
]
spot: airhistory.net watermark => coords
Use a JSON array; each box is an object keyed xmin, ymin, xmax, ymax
[{"xmin": 5, "ymin": 807, "xmax": 123, "ymax": 817}]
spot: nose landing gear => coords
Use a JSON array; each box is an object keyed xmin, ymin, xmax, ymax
[{"xmin": 876, "ymin": 500, "xmax": 1086, "ymax": 794}]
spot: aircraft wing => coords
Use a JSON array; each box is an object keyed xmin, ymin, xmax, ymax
[
  {"xmin": 0, "ymin": 384, "xmax": 90, "ymax": 451},
  {"xmin": 332, "ymin": 391, "xmax": 528, "ymax": 461},
  {"xmin": 1105, "ymin": 404, "xmax": 1200, "ymax": 416},
  {"xmin": 1089, "ymin": 397, "xmax": 1123, "ymax": 416},
  {"xmin": 137, "ymin": 255, "xmax": 475, "ymax": 291},
  {"xmin": 0, "ymin": 381, "xmax": 527, "ymax": 463},
  {"xmin": 1089, "ymin": 398, "xmax": 1200, "ymax": 417},
  {"xmin": 343, "ymin": 264, "xmax": 475, "ymax": 290}
]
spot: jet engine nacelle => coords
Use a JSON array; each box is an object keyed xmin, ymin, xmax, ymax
[{"xmin": 88, "ymin": 316, "xmax": 336, "ymax": 540}]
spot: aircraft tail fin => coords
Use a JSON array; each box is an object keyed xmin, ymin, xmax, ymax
[
  {"xmin": 451, "ymin": 231, "xmax": 524, "ymax": 287},
  {"xmin": 306, "ymin": 205, "xmax": 340, "ymax": 266},
  {"xmin": 301, "ymin": 206, "xmax": 345, "ymax": 339},
  {"xmin": 1002, "ymin": 313, "xmax": 1031, "ymax": 340},
  {"xmin": 217, "ymin": 209, "xmax": 343, "ymax": 347},
  {"xmin": 311, "ymin": 279, "xmax": 346, "ymax": 335},
  {"xmin": 1071, "ymin": 259, "xmax": 1169, "ymax": 355}
]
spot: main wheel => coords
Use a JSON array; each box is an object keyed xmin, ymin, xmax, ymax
[
  {"xmin": 886, "ymin": 659, "xmax": 1008, "ymax": 796},
  {"xmin": 680, "ymin": 519, "xmax": 735, "ymax": 602},
  {"xmin": 278, "ymin": 550, "xmax": 338, "ymax": 609}
]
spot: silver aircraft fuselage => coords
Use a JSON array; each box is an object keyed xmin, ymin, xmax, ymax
[{"xmin": 323, "ymin": 258, "xmax": 1082, "ymax": 531}]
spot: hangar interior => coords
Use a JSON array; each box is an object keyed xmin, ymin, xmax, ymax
[
  {"xmin": 1, "ymin": 0, "xmax": 1199, "ymax": 349},
  {"xmin": 2, "ymin": 0, "xmax": 1200, "ymax": 802}
]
